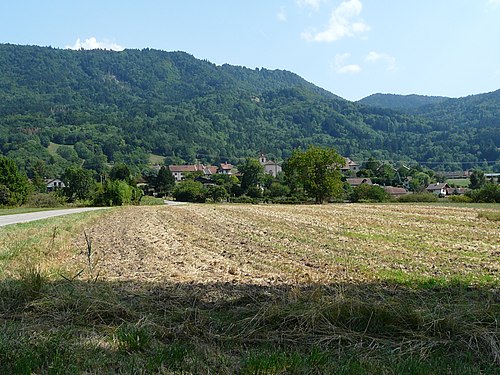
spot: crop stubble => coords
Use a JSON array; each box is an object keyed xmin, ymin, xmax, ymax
[{"xmin": 74, "ymin": 204, "xmax": 499, "ymax": 286}]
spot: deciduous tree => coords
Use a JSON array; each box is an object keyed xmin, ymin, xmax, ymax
[{"xmin": 284, "ymin": 146, "xmax": 344, "ymax": 204}]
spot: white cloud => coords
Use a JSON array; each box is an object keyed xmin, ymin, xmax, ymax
[
  {"xmin": 302, "ymin": 0, "xmax": 370, "ymax": 42},
  {"xmin": 66, "ymin": 37, "xmax": 124, "ymax": 51},
  {"xmin": 337, "ymin": 64, "xmax": 362, "ymax": 74},
  {"xmin": 366, "ymin": 51, "xmax": 396, "ymax": 71},
  {"xmin": 297, "ymin": 0, "xmax": 322, "ymax": 10},
  {"xmin": 277, "ymin": 7, "xmax": 287, "ymax": 22},
  {"xmin": 488, "ymin": 0, "xmax": 500, "ymax": 7},
  {"xmin": 333, "ymin": 53, "xmax": 361, "ymax": 74}
]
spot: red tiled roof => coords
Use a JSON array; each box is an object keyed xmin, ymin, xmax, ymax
[{"xmin": 169, "ymin": 165, "xmax": 202, "ymax": 172}]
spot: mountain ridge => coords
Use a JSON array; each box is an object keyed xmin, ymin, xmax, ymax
[{"xmin": 0, "ymin": 43, "xmax": 498, "ymax": 175}]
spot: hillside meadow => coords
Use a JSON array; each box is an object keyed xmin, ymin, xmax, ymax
[{"xmin": 0, "ymin": 203, "xmax": 499, "ymax": 374}]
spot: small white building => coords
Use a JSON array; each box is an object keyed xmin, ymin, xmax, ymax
[
  {"xmin": 45, "ymin": 178, "xmax": 65, "ymax": 192},
  {"xmin": 426, "ymin": 183, "xmax": 450, "ymax": 196}
]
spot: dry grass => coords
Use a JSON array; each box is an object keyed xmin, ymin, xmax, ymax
[
  {"xmin": 75, "ymin": 204, "xmax": 499, "ymax": 286},
  {"xmin": 1, "ymin": 203, "xmax": 499, "ymax": 374}
]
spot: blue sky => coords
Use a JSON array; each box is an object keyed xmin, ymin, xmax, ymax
[{"xmin": 1, "ymin": 0, "xmax": 499, "ymax": 101}]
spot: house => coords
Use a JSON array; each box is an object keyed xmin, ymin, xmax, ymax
[
  {"xmin": 45, "ymin": 178, "xmax": 65, "ymax": 192},
  {"xmin": 346, "ymin": 178, "xmax": 372, "ymax": 187},
  {"xmin": 341, "ymin": 158, "xmax": 360, "ymax": 174},
  {"xmin": 426, "ymin": 183, "xmax": 451, "ymax": 196},
  {"xmin": 383, "ymin": 186, "xmax": 410, "ymax": 197},
  {"xmin": 259, "ymin": 153, "xmax": 282, "ymax": 177},
  {"xmin": 168, "ymin": 164, "xmax": 218, "ymax": 182},
  {"xmin": 218, "ymin": 162, "xmax": 234, "ymax": 175},
  {"xmin": 446, "ymin": 187, "xmax": 468, "ymax": 196}
]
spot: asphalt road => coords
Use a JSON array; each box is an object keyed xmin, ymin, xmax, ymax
[{"xmin": 0, "ymin": 207, "xmax": 108, "ymax": 227}]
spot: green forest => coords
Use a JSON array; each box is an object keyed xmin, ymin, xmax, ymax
[{"xmin": 0, "ymin": 43, "xmax": 499, "ymax": 179}]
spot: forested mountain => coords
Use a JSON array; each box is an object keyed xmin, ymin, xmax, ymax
[
  {"xmin": 0, "ymin": 43, "xmax": 498, "ymax": 177},
  {"xmin": 358, "ymin": 94, "xmax": 448, "ymax": 112}
]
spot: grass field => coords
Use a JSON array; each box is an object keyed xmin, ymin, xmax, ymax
[
  {"xmin": 149, "ymin": 153, "xmax": 166, "ymax": 165},
  {"xmin": 0, "ymin": 203, "xmax": 498, "ymax": 374},
  {"xmin": 446, "ymin": 178, "xmax": 470, "ymax": 187}
]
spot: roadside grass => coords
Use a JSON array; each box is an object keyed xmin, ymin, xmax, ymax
[
  {"xmin": 0, "ymin": 204, "xmax": 498, "ymax": 374},
  {"xmin": 0, "ymin": 207, "xmax": 61, "ymax": 216},
  {"xmin": 140, "ymin": 195, "xmax": 165, "ymax": 206}
]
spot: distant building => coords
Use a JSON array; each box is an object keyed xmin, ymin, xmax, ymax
[
  {"xmin": 346, "ymin": 178, "xmax": 372, "ymax": 187},
  {"xmin": 218, "ymin": 162, "xmax": 234, "ymax": 175},
  {"xmin": 168, "ymin": 164, "xmax": 218, "ymax": 182},
  {"xmin": 426, "ymin": 183, "xmax": 451, "ymax": 196},
  {"xmin": 341, "ymin": 158, "xmax": 360, "ymax": 174},
  {"xmin": 259, "ymin": 153, "xmax": 282, "ymax": 177},
  {"xmin": 383, "ymin": 186, "xmax": 410, "ymax": 198},
  {"xmin": 45, "ymin": 178, "xmax": 65, "ymax": 192}
]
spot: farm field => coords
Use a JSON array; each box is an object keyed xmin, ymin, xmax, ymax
[{"xmin": 0, "ymin": 203, "xmax": 499, "ymax": 374}]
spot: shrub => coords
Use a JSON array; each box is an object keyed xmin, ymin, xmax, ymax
[
  {"xmin": 447, "ymin": 195, "xmax": 472, "ymax": 203},
  {"xmin": 397, "ymin": 193, "xmax": 438, "ymax": 203},
  {"xmin": 25, "ymin": 192, "xmax": 64, "ymax": 208},
  {"xmin": 270, "ymin": 196, "xmax": 306, "ymax": 204},
  {"xmin": 206, "ymin": 185, "xmax": 228, "ymax": 202},
  {"xmin": 351, "ymin": 184, "xmax": 390, "ymax": 203},
  {"xmin": 266, "ymin": 182, "xmax": 291, "ymax": 198},
  {"xmin": 93, "ymin": 180, "xmax": 138, "ymax": 206},
  {"xmin": 247, "ymin": 185, "xmax": 263, "ymax": 198},
  {"xmin": 467, "ymin": 183, "xmax": 500, "ymax": 203},
  {"xmin": 229, "ymin": 195, "xmax": 261, "ymax": 204},
  {"xmin": 172, "ymin": 180, "xmax": 206, "ymax": 202}
]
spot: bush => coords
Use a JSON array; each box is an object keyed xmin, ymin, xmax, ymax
[
  {"xmin": 467, "ymin": 183, "xmax": 500, "ymax": 203},
  {"xmin": 270, "ymin": 196, "xmax": 306, "ymax": 204},
  {"xmin": 94, "ymin": 180, "xmax": 140, "ymax": 206},
  {"xmin": 447, "ymin": 195, "xmax": 472, "ymax": 203},
  {"xmin": 246, "ymin": 185, "xmax": 263, "ymax": 198},
  {"xmin": 206, "ymin": 185, "xmax": 228, "ymax": 202},
  {"xmin": 172, "ymin": 180, "xmax": 206, "ymax": 203},
  {"xmin": 229, "ymin": 195, "xmax": 261, "ymax": 204},
  {"xmin": 25, "ymin": 193, "xmax": 64, "ymax": 208},
  {"xmin": 351, "ymin": 184, "xmax": 389, "ymax": 203},
  {"xmin": 266, "ymin": 182, "xmax": 291, "ymax": 198},
  {"xmin": 397, "ymin": 193, "xmax": 438, "ymax": 203}
]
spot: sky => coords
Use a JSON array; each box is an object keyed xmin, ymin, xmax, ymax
[{"xmin": 1, "ymin": 0, "xmax": 499, "ymax": 101}]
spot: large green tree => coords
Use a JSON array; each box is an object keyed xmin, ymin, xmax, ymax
[
  {"xmin": 284, "ymin": 146, "xmax": 345, "ymax": 204},
  {"xmin": 238, "ymin": 158, "xmax": 264, "ymax": 193},
  {"xmin": 155, "ymin": 166, "xmax": 175, "ymax": 196},
  {"xmin": 0, "ymin": 156, "xmax": 30, "ymax": 206},
  {"xmin": 469, "ymin": 170, "xmax": 486, "ymax": 190},
  {"xmin": 62, "ymin": 166, "xmax": 96, "ymax": 202}
]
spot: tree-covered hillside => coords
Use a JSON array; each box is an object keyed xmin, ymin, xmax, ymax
[
  {"xmin": 0, "ymin": 44, "xmax": 498, "ymax": 176},
  {"xmin": 357, "ymin": 94, "xmax": 448, "ymax": 112}
]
